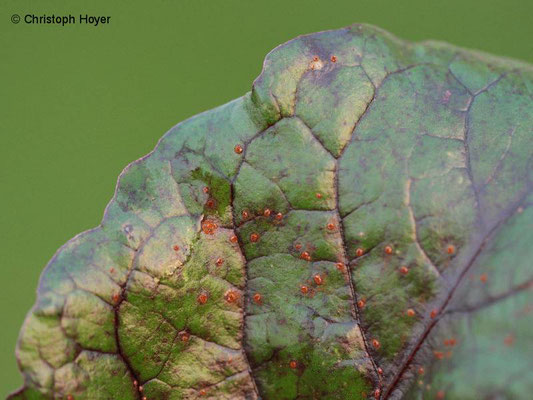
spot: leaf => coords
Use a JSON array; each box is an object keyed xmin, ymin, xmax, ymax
[{"xmin": 9, "ymin": 24, "xmax": 533, "ymax": 400}]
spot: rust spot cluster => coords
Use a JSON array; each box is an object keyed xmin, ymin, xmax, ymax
[
  {"xmin": 201, "ymin": 220, "xmax": 218, "ymax": 235},
  {"xmin": 443, "ymin": 338, "xmax": 457, "ymax": 347}
]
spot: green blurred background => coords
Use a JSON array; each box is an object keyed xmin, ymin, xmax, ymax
[{"xmin": 1, "ymin": 0, "xmax": 532, "ymax": 395}]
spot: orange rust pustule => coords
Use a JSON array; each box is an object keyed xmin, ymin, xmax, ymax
[
  {"xmin": 112, "ymin": 293, "xmax": 121, "ymax": 303},
  {"xmin": 179, "ymin": 330, "xmax": 190, "ymax": 342},
  {"xmin": 289, "ymin": 360, "xmax": 298, "ymax": 369},
  {"xmin": 399, "ymin": 266, "xmax": 409, "ymax": 275},
  {"xmin": 300, "ymin": 285, "xmax": 309, "ymax": 294},
  {"xmin": 372, "ymin": 339, "xmax": 380, "ymax": 349},
  {"xmin": 336, "ymin": 262, "xmax": 345, "ymax": 271},
  {"xmin": 201, "ymin": 220, "xmax": 218, "ymax": 235},
  {"xmin": 447, "ymin": 245, "xmax": 456, "ymax": 254},
  {"xmin": 197, "ymin": 293, "xmax": 208, "ymax": 305},
  {"xmin": 430, "ymin": 309, "xmax": 438, "ymax": 319},
  {"xmin": 173, "ymin": 245, "xmax": 180, "ymax": 251},
  {"xmin": 327, "ymin": 223, "xmax": 335, "ymax": 231},
  {"xmin": 253, "ymin": 293, "xmax": 262, "ymax": 304},
  {"xmin": 241, "ymin": 210, "xmax": 250, "ymax": 219},
  {"xmin": 234, "ymin": 144, "xmax": 243, "ymax": 154},
  {"xmin": 206, "ymin": 198, "xmax": 216, "ymax": 209},
  {"xmin": 230, "ymin": 235, "xmax": 238, "ymax": 243},
  {"xmin": 263, "ymin": 208, "xmax": 271, "ymax": 217},
  {"xmin": 202, "ymin": 186, "xmax": 209, "ymax": 194},
  {"xmin": 215, "ymin": 257, "xmax": 224, "ymax": 267},
  {"xmin": 384, "ymin": 245, "xmax": 393, "ymax": 254},
  {"xmin": 316, "ymin": 192, "xmax": 322, "ymax": 199},
  {"xmin": 275, "ymin": 212, "xmax": 283, "ymax": 221},
  {"xmin": 406, "ymin": 308, "xmax": 415, "ymax": 317},
  {"xmin": 330, "ymin": 55, "xmax": 337, "ymax": 62},
  {"xmin": 444, "ymin": 338, "xmax": 457, "ymax": 346},
  {"xmin": 250, "ymin": 233, "xmax": 260, "ymax": 243},
  {"xmin": 355, "ymin": 248, "xmax": 364, "ymax": 257},
  {"xmin": 313, "ymin": 274, "xmax": 323, "ymax": 285},
  {"xmin": 300, "ymin": 251, "xmax": 311, "ymax": 261},
  {"xmin": 225, "ymin": 290, "xmax": 239, "ymax": 303},
  {"xmin": 358, "ymin": 299, "xmax": 366, "ymax": 309}
]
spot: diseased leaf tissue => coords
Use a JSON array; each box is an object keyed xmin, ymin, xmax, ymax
[{"xmin": 9, "ymin": 24, "xmax": 533, "ymax": 400}]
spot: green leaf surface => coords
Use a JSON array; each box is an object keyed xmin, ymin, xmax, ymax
[{"xmin": 8, "ymin": 24, "xmax": 533, "ymax": 400}]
